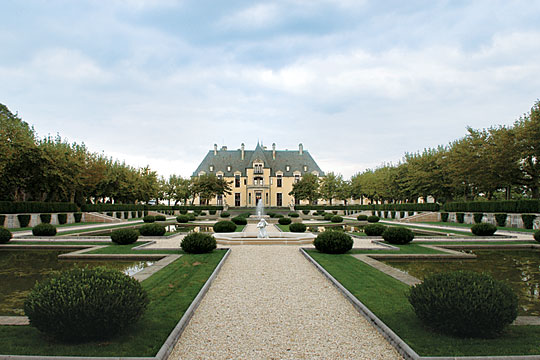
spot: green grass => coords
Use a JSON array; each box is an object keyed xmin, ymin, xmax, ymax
[
  {"xmin": 235, "ymin": 225, "xmax": 245, "ymax": 232},
  {"xmin": 420, "ymin": 221, "xmax": 537, "ymax": 233},
  {"xmin": 9, "ymin": 241, "xmax": 107, "ymax": 246},
  {"xmin": 57, "ymin": 223, "xmax": 141, "ymax": 236},
  {"xmin": 0, "ymin": 250, "xmax": 226, "ymax": 357},
  {"xmin": 349, "ymin": 243, "xmax": 447, "ymax": 255},
  {"xmin": 380, "ymin": 221, "xmax": 474, "ymax": 236},
  {"xmin": 307, "ymin": 250, "xmax": 540, "ymax": 356},
  {"xmin": 9, "ymin": 222, "xmax": 101, "ymax": 233},
  {"xmin": 277, "ymin": 224, "xmax": 289, "ymax": 231}
]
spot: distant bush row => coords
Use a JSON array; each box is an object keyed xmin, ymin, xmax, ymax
[
  {"xmin": 295, "ymin": 203, "xmax": 440, "ymax": 212},
  {"xmin": 0, "ymin": 201, "xmax": 78, "ymax": 214},
  {"xmin": 442, "ymin": 200, "xmax": 540, "ymax": 213}
]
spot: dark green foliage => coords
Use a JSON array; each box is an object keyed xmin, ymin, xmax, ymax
[
  {"xmin": 142, "ymin": 215, "xmax": 155, "ymax": 223},
  {"xmin": 0, "ymin": 227, "xmax": 12, "ymax": 243},
  {"xmin": 137, "ymin": 210, "xmax": 143, "ymax": 217},
  {"xmin": 106, "ymin": 212, "xmax": 113, "ymax": 217},
  {"xmin": 302, "ymin": 210, "xmax": 310, "ymax": 215},
  {"xmin": 180, "ymin": 209, "xmax": 188, "ymax": 214},
  {"xmin": 143, "ymin": 210, "xmax": 148, "ymax": 216},
  {"xmin": 199, "ymin": 211, "xmax": 206, "ymax": 216},
  {"xmin": 357, "ymin": 214, "xmax": 368, "ymax": 221},
  {"xmin": 408, "ymin": 211, "xmax": 414, "ymax": 216},
  {"xmin": 323, "ymin": 213, "xmax": 333, "ymax": 221},
  {"xmin": 176, "ymin": 215, "xmax": 189, "ymax": 223},
  {"xmin": 371, "ymin": 210, "xmax": 376, "ymax": 215},
  {"xmin": 382, "ymin": 227, "xmax": 414, "ymax": 244},
  {"xmin": 441, "ymin": 212, "xmax": 449, "ymax": 222},
  {"xmin": 124, "ymin": 211, "xmax": 129, "ymax": 219},
  {"xmin": 131, "ymin": 211, "xmax": 137, "ymax": 218},
  {"xmin": 57, "ymin": 213, "xmax": 67, "ymax": 225},
  {"xmin": 295, "ymin": 203, "xmax": 440, "ymax": 212},
  {"xmin": 0, "ymin": 201, "xmax": 78, "ymax": 214},
  {"xmin": 456, "ymin": 212, "xmax": 465, "ymax": 223},
  {"xmin": 74, "ymin": 212, "xmax": 82, "ymax": 223},
  {"xmin": 181, "ymin": 232, "xmax": 216, "ymax": 254},
  {"xmin": 377, "ymin": 211, "xmax": 382, "ymax": 217},
  {"xmin": 24, "ymin": 267, "xmax": 149, "ymax": 342},
  {"xmin": 364, "ymin": 224, "xmax": 386, "ymax": 236},
  {"xmin": 471, "ymin": 223, "xmax": 497, "ymax": 236},
  {"xmin": 17, "ymin": 214, "xmax": 30, "ymax": 227},
  {"xmin": 408, "ymin": 271, "xmax": 518, "ymax": 338},
  {"xmin": 220, "ymin": 211, "xmax": 230, "ymax": 218},
  {"xmin": 110, "ymin": 228, "xmax": 139, "ymax": 245},
  {"xmin": 442, "ymin": 200, "xmax": 540, "ymax": 214},
  {"xmin": 289, "ymin": 223, "xmax": 306, "ymax": 232},
  {"xmin": 522, "ymin": 214, "xmax": 536, "ymax": 229},
  {"xmin": 187, "ymin": 213, "xmax": 196, "ymax": 221},
  {"xmin": 384, "ymin": 211, "xmax": 389, "ymax": 218},
  {"xmin": 231, "ymin": 216, "xmax": 247, "ymax": 225},
  {"xmin": 534, "ymin": 230, "xmax": 540, "ymax": 242},
  {"xmin": 39, "ymin": 214, "xmax": 51, "ymax": 224},
  {"xmin": 209, "ymin": 210, "xmax": 216, "ymax": 215},
  {"xmin": 400, "ymin": 211, "xmax": 405, "ymax": 218},
  {"xmin": 473, "ymin": 212, "xmax": 484, "ymax": 224},
  {"xmin": 495, "ymin": 213, "xmax": 507, "ymax": 227},
  {"xmin": 288, "ymin": 212, "xmax": 299, "ymax": 218},
  {"xmin": 278, "ymin": 217, "xmax": 292, "ymax": 225},
  {"xmin": 154, "ymin": 215, "xmax": 166, "ymax": 221},
  {"xmin": 275, "ymin": 213, "xmax": 284, "ymax": 218},
  {"xmin": 0, "ymin": 215, "xmax": 5, "ymax": 226},
  {"xmin": 138, "ymin": 223, "xmax": 166, "ymax": 236},
  {"xmin": 313, "ymin": 230, "xmax": 353, "ymax": 254},
  {"xmin": 367, "ymin": 215, "xmax": 379, "ymax": 223},
  {"xmin": 332, "ymin": 210, "xmax": 338, "ymax": 215},
  {"xmin": 268, "ymin": 212, "xmax": 276, "ymax": 218},
  {"xmin": 213, "ymin": 220, "xmax": 236, "ymax": 232},
  {"xmin": 32, "ymin": 223, "xmax": 56, "ymax": 236},
  {"xmin": 115, "ymin": 212, "xmax": 121, "ymax": 219},
  {"xmin": 391, "ymin": 211, "xmax": 396, "ymax": 219},
  {"xmin": 331, "ymin": 215, "xmax": 343, "ymax": 223}
]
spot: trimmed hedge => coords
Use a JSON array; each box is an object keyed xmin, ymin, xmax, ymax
[
  {"xmin": 471, "ymin": 223, "xmax": 497, "ymax": 236},
  {"xmin": 295, "ymin": 203, "xmax": 440, "ymax": 212},
  {"xmin": 0, "ymin": 201, "xmax": 78, "ymax": 214},
  {"xmin": 231, "ymin": 216, "xmax": 248, "ymax": 225},
  {"xmin": 176, "ymin": 215, "xmax": 189, "ymax": 223},
  {"xmin": 442, "ymin": 200, "xmax": 540, "ymax": 214},
  {"xmin": 323, "ymin": 213, "xmax": 334, "ymax": 221},
  {"xmin": 220, "ymin": 211, "xmax": 231, "ymax": 218},
  {"xmin": 534, "ymin": 230, "xmax": 540, "ymax": 242},
  {"xmin": 154, "ymin": 215, "xmax": 166, "ymax": 221},
  {"xmin": 367, "ymin": 215, "xmax": 380, "ymax": 223},
  {"xmin": 302, "ymin": 210, "xmax": 310, "ymax": 215},
  {"xmin": 39, "ymin": 214, "xmax": 51, "ymax": 224},
  {"xmin": 441, "ymin": 212, "xmax": 449, "ymax": 222},
  {"xmin": 289, "ymin": 223, "xmax": 307, "ymax": 232},
  {"xmin": 81, "ymin": 204, "xmax": 223, "ymax": 212},
  {"xmin": 142, "ymin": 215, "xmax": 156, "ymax": 223},
  {"xmin": 382, "ymin": 227, "xmax": 414, "ymax": 244},
  {"xmin": 473, "ymin": 212, "xmax": 484, "ymax": 224},
  {"xmin": 181, "ymin": 232, "xmax": 216, "ymax": 254},
  {"xmin": 24, "ymin": 267, "xmax": 149, "ymax": 341},
  {"xmin": 0, "ymin": 227, "xmax": 12, "ymax": 243},
  {"xmin": 57, "ymin": 213, "xmax": 68, "ymax": 225},
  {"xmin": 408, "ymin": 270, "xmax": 518, "ymax": 338},
  {"xmin": 313, "ymin": 230, "xmax": 353, "ymax": 254},
  {"xmin": 138, "ymin": 223, "xmax": 166, "ymax": 236},
  {"xmin": 0, "ymin": 215, "xmax": 4, "ymax": 226},
  {"xmin": 213, "ymin": 220, "xmax": 236, "ymax": 233},
  {"xmin": 495, "ymin": 213, "xmax": 507, "ymax": 227},
  {"xmin": 278, "ymin": 217, "xmax": 292, "ymax": 225},
  {"xmin": 330, "ymin": 215, "xmax": 343, "ymax": 223},
  {"xmin": 522, "ymin": 214, "xmax": 536, "ymax": 229},
  {"xmin": 32, "ymin": 223, "xmax": 57, "ymax": 236},
  {"xmin": 364, "ymin": 224, "xmax": 386, "ymax": 236},
  {"xmin": 288, "ymin": 212, "xmax": 300, "ymax": 218},
  {"xmin": 357, "ymin": 214, "xmax": 368, "ymax": 221},
  {"xmin": 74, "ymin": 212, "xmax": 82, "ymax": 223},
  {"xmin": 456, "ymin": 212, "xmax": 465, "ymax": 223},
  {"xmin": 111, "ymin": 228, "xmax": 139, "ymax": 245},
  {"xmin": 18, "ymin": 214, "xmax": 31, "ymax": 227}
]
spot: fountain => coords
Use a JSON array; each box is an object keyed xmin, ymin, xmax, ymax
[{"xmin": 255, "ymin": 199, "xmax": 269, "ymax": 238}]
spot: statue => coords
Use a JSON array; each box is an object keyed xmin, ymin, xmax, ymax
[{"xmin": 257, "ymin": 217, "xmax": 269, "ymax": 239}]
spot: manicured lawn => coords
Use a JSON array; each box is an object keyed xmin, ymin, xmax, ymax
[
  {"xmin": 307, "ymin": 250, "xmax": 540, "ymax": 356},
  {"xmin": 87, "ymin": 242, "xmax": 184, "ymax": 255},
  {"xmin": 419, "ymin": 221, "xmax": 537, "ymax": 233},
  {"xmin": 349, "ymin": 243, "xmax": 447, "ymax": 255},
  {"xmin": 235, "ymin": 225, "xmax": 245, "ymax": 232},
  {"xmin": 9, "ymin": 222, "xmax": 101, "ymax": 232},
  {"xmin": 0, "ymin": 249, "xmax": 226, "ymax": 357},
  {"xmin": 277, "ymin": 224, "xmax": 289, "ymax": 231}
]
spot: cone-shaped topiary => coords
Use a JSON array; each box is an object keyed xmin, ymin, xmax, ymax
[{"xmin": 0, "ymin": 227, "xmax": 12, "ymax": 244}]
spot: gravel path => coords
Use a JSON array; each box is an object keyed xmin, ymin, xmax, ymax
[{"xmin": 169, "ymin": 246, "xmax": 402, "ymax": 359}]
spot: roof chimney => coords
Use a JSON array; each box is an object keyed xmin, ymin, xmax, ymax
[
  {"xmin": 214, "ymin": 144, "xmax": 217, "ymax": 155},
  {"xmin": 299, "ymin": 143, "xmax": 303, "ymax": 155},
  {"xmin": 241, "ymin": 143, "xmax": 245, "ymax": 160},
  {"xmin": 272, "ymin": 143, "xmax": 276, "ymax": 160}
]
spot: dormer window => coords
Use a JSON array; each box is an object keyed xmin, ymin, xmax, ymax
[
  {"xmin": 227, "ymin": 165, "xmax": 231, "ymax": 172},
  {"xmin": 303, "ymin": 165, "xmax": 308, "ymax": 172},
  {"xmin": 209, "ymin": 165, "xmax": 214, "ymax": 172},
  {"xmin": 254, "ymin": 163, "xmax": 263, "ymax": 174},
  {"xmin": 286, "ymin": 165, "xmax": 290, "ymax": 172}
]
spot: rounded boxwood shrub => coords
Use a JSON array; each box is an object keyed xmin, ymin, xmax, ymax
[
  {"xmin": 142, "ymin": 215, "xmax": 156, "ymax": 223},
  {"xmin": 180, "ymin": 209, "xmax": 188, "ymax": 214},
  {"xmin": 367, "ymin": 215, "xmax": 380, "ymax": 223},
  {"xmin": 39, "ymin": 214, "xmax": 51, "ymax": 224},
  {"xmin": 18, "ymin": 214, "xmax": 31, "ymax": 227},
  {"xmin": 0, "ymin": 227, "xmax": 12, "ymax": 244},
  {"xmin": 288, "ymin": 212, "xmax": 299, "ymax": 218},
  {"xmin": 278, "ymin": 217, "xmax": 292, "ymax": 225},
  {"xmin": 534, "ymin": 230, "xmax": 540, "ymax": 242},
  {"xmin": 471, "ymin": 223, "xmax": 497, "ymax": 236},
  {"xmin": 440, "ymin": 212, "xmax": 449, "ymax": 222},
  {"xmin": 32, "ymin": 223, "xmax": 57, "ymax": 236},
  {"xmin": 181, "ymin": 232, "xmax": 216, "ymax": 254},
  {"xmin": 111, "ymin": 228, "xmax": 139, "ymax": 245},
  {"xmin": 57, "ymin": 213, "xmax": 68, "ymax": 225},
  {"xmin": 330, "ymin": 215, "xmax": 343, "ymax": 223},
  {"xmin": 155, "ymin": 214, "xmax": 166, "ymax": 221},
  {"xmin": 176, "ymin": 215, "xmax": 189, "ymax": 223},
  {"xmin": 302, "ymin": 210, "xmax": 310, "ymax": 215},
  {"xmin": 313, "ymin": 230, "xmax": 353, "ymax": 254},
  {"xmin": 209, "ymin": 209, "xmax": 216, "ymax": 215},
  {"xmin": 213, "ymin": 220, "xmax": 236, "ymax": 232},
  {"xmin": 382, "ymin": 227, "xmax": 414, "ymax": 244},
  {"xmin": 24, "ymin": 267, "xmax": 149, "ymax": 341},
  {"xmin": 357, "ymin": 214, "xmax": 368, "ymax": 221},
  {"xmin": 289, "ymin": 223, "xmax": 306, "ymax": 232},
  {"xmin": 138, "ymin": 223, "xmax": 166, "ymax": 236},
  {"xmin": 187, "ymin": 213, "xmax": 196, "ymax": 221},
  {"xmin": 408, "ymin": 270, "xmax": 518, "ymax": 338},
  {"xmin": 364, "ymin": 224, "xmax": 386, "ymax": 236},
  {"xmin": 74, "ymin": 212, "xmax": 82, "ymax": 223},
  {"xmin": 199, "ymin": 211, "xmax": 207, "ymax": 216},
  {"xmin": 275, "ymin": 213, "xmax": 284, "ymax": 218},
  {"xmin": 231, "ymin": 216, "xmax": 247, "ymax": 225},
  {"xmin": 323, "ymin": 213, "xmax": 333, "ymax": 221},
  {"xmin": 220, "ymin": 211, "xmax": 230, "ymax": 218}
]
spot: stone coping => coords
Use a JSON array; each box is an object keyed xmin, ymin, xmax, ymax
[{"xmin": 302, "ymin": 245, "xmax": 540, "ymax": 360}]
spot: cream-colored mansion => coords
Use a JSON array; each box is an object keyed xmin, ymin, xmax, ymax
[{"xmin": 192, "ymin": 142, "xmax": 324, "ymax": 207}]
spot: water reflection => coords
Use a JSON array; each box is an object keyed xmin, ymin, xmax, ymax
[
  {"xmin": 165, "ymin": 225, "xmax": 214, "ymax": 233},
  {"xmin": 385, "ymin": 250, "xmax": 540, "ymax": 316},
  {"xmin": 0, "ymin": 250, "xmax": 154, "ymax": 316}
]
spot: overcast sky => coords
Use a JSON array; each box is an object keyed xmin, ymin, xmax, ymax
[{"xmin": 2, "ymin": 0, "xmax": 539, "ymax": 179}]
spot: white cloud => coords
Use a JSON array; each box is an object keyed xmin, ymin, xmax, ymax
[{"xmin": 218, "ymin": 3, "xmax": 281, "ymax": 30}]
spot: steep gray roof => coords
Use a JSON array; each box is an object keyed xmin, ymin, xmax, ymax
[{"xmin": 192, "ymin": 143, "xmax": 324, "ymax": 177}]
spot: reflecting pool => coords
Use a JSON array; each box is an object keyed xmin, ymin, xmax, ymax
[
  {"xmin": 384, "ymin": 250, "xmax": 540, "ymax": 315},
  {"xmin": 0, "ymin": 250, "xmax": 154, "ymax": 316}
]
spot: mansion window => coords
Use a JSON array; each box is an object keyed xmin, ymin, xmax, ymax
[
  {"xmin": 254, "ymin": 177, "xmax": 264, "ymax": 186},
  {"xmin": 209, "ymin": 165, "xmax": 214, "ymax": 172},
  {"xmin": 217, "ymin": 174, "xmax": 222, "ymax": 180},
  {"xmin": 254, "ymin": 164, "xmax": 263, "ymax": 174},
  {"xmin": 235, "ymin": 193, "xmax": 240, "ymax": 207},
  {"xmin": 235, "ymin": 175, "xmax": 240, "ymax": 187},
  {"xmin": 295, "ymin": 174, "xmax": 300, "ymax": 183},
  {"xmin": 303, "ymin": 165, "xmax": 308, "ymax": 172},
  {"xmin": 277, "ymin": 175, "xmax": 282, "ymax": 187},
  {"xmin": 277, "ymin": 193, "xmax": 282, "ymax": 207},
  {"xmin": 286, "ymin": 165, "xmax": 290, "ymax": 172},
  {"xmin": 227, "ymin": 165, "xmax": 231, "ymax": 172}
]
